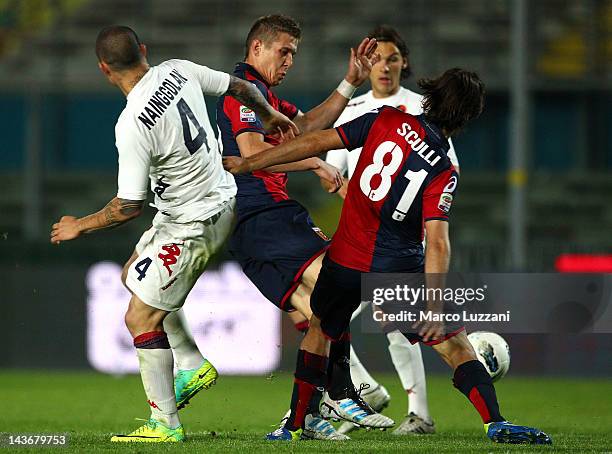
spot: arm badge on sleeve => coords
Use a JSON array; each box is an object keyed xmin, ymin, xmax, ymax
[
  {"xmin": 438, "ymin": 193, "xmax": 453, "ymax": 213},
  {"xmin": 239, "ymin": 106, "xmax": 256, "ymax": 123}
]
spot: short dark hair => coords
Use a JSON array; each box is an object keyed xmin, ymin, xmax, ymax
[
  {"xmin": 418, "ymin": 68, "xmax": 485, "ymax": 136},
  {"xmin": 367, "ymin": 25, "xmax": 411, "ymax": 79},
  {"xmin": 245, "ymin": 15, "xmax": 301, "ymax": 59},
  {"xmin": 95, "ymin": 25, "xmax": 143, "ymax": 70}
]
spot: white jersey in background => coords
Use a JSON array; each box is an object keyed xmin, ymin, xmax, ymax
[
  {"xmin": 115, "ymin": 59, "xmax": 237, "ymax": 224},
  {"xmin": 326, "ymin": 86, "xmax": 459, "ymax": 177}
]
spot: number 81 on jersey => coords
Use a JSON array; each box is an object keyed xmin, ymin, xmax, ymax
[{"xmin": 359, "ymin": 141, "xmax": 429, "ymax": 222}]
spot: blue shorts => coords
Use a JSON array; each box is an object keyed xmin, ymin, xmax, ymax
[{"xmin": 229, "ymin": 200, "xmax": 330, "ymax": 311}]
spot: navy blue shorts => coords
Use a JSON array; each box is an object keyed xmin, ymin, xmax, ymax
[
  {"xmin": 229, "ymin": 200, "xmax": 329, "ymax": 311},
  {"xmin": 311, "ymin": 257, "xmax": 464, "ymax": 344}
]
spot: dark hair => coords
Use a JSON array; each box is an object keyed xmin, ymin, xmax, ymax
[
  {"xmin": 245, "ymin": 15, "xmax": 301, "ymax": 59},
  {"xmin": 418, "ymin": 68, "xmax": 485, "ymax": 136},
  {"xmin": 367, "ymin": 25, "xmax": 411, "ymax": 79},
  {"xmin": 95, "ymin": 25, "xmax": 143, "ymax": 70}
]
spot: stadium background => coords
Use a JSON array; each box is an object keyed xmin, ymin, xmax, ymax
[{"xmin": 1, "ymin": 0, "xmax": 611, "ymax": 380}]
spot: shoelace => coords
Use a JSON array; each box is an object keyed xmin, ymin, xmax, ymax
[
  {"xmin": 131, "ymin": 418, "xmax": 157, "ymax": 434},
  {"xmin": 348, "ymin": 383, "xmax": 376, "ymax": 415}
]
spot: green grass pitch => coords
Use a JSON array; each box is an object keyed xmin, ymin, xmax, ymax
[{"xmin": 1, "ymin": 371, "xmax": 610, "ymax": 452}]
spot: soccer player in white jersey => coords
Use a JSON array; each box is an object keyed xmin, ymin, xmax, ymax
[
  {"xmin": 50, "ymin": 25, "xmax": 297, "ymax": 442},
  {"xmin": 324, "ymin": 26, "xmax": 460, "ymax": 436}
]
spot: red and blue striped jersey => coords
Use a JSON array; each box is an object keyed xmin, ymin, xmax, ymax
[
  {"xmin": 330, "ymin": 106, "xmax": 459, "ymax": 272},
  {"xmin": 216, "ymin": 63, "xmax": 299, "ymax": 218}
]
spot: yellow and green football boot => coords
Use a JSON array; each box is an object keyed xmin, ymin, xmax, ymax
[
  {"xmin": 111, "ymin": 418, "xmax": 185, "ymax": 442},
  {"xmin": 175, "ymin": 359, "xmax": 218, "ymax": 410}
]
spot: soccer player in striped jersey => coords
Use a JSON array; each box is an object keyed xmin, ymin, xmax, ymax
[{"xmin": 224, "ymin": 68, "xmax": 552, "ymax": 446}]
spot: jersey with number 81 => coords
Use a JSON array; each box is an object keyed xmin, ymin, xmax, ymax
[
  {"xmin": 331, "ymin": 106, "xmax": 459, "ymax": 272},
  {"xmin": 115, "ymin": 59, "xmax": 237, "ymax": 224}
]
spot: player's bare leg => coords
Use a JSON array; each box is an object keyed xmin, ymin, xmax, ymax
[
  {"xmin": 288, "ymin": 283, "xmax": 313, "ymax": 319},
  {"xmin": 122, "ymin": 252, "xmax": 213, "ymax": 410},
  {"xmin": 431, "ymin": 331, "xmax": 551, "ymax": 444},
  {"xmin": 298, "ymin": 253, "xmax": 324, "ymax": 292},
  {"xmin": 123, "ymin": 251, "xmax": 204, "ymax": 370},
  {"xmin": 111, "ymin": 294, "xmax": 184, "ymax": 442},
  {"xmin": 288, "ymin": 310, "xmax": 310, "ymax": 333}
]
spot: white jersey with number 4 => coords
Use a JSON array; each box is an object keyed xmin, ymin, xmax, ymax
[
  {"xmin": 115, "ymin": 59, "xmax": 236, "ymax": 224},
  {"xmin": 327, "ymin": 86, "xmax": 459, "ymax": 177}
]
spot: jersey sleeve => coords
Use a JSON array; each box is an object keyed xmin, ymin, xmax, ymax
[
  {"xmin": 278, "ymin": 98, "xmax": 298, "ymax": 119},
  {"xmin": 422, "ymin": 167, "xmax": 459, "ymax": 221},
  {"xmin": 115, "ymin": 120, "xmax": 151, "ymax": 201},
  {"xmin": 222, "ymin": 88, "xmax": 266, "ymax": 137},
  {"xmin": 325, "ymin": 148, "xmax": 349, "ymax": 176},
  {"xmin": 176, "ymin": 59, "xmax": 230, "ymax": 96},
  {"xmin": 335, "ymin": 110, "xmax": 379, "ymax": 151}
]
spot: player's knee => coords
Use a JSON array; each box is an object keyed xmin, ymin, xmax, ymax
[
  {"xmin": 290, "ymin": 289, "xmax": 313, "ymax": 319},
  {"xmin": 300, "ymin": 255, "xmax": 324, "ymax": 289},
  {"xmin": 308, "ymin": 315, "xmax": 322, "ymax": 330},
  {"xmin": 124, "ymin": 306, "xmax": 139, "ymax": 336}
]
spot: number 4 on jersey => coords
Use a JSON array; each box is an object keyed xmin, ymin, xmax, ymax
[{"xmin": 177, "ymin": 98, "xmax": 207, "ymax": 155}]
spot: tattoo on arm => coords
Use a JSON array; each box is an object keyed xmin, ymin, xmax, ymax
[
  {"xmin": 118, "ymin": 198, "xmax": 145, "ymax": 217},
  {"xmin": 102, "ymin": 200, "xmax": 120, "ymax": 228},
  {"xmin": 227, "ymin": 76, "xmax": 271, "ymax": 119},
  {"xmin": 82, "ymin": 198, "xmax": 144, "ymax": 233}
]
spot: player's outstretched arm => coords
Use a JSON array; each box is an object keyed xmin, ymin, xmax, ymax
[
  {"xmin": 234, "ymin": 129, "xmax": 340, "ymax": 191},
  {"xmin": 293, "ymin": 38, "xmax": 379, "ymax": 133},
  {"xmin": 50, "ymin": 197, "xmax": 144, "ymax": 244},
  {"xmin": 226, "ymin": 76, "xmax": 299, "ymax": 136},
  {"xmin": 224, "ymin": 129, "xmax": 344, "ymax": 176}
]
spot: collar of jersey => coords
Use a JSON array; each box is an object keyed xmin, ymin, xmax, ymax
[
  {"xmin": 367, "ymin": 86, "xmax": 406, "ymax": 104},
  {"xmin": 126, "ymin": 67, "xmax": 154, "ymax": 101},
  {"xmin": 418, "ymin": 114, "xmax": 449, "ymax": 151},
  {"xmin": 234, "ymin": 62, "xmax": 270, "ymax": 88}
]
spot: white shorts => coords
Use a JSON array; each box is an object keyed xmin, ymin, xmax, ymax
[{"xmin": 125, "ymin": 199, "xmax": 235, "ymax": 311}]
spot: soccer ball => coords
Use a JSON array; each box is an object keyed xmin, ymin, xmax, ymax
[{"xmin": 467, "ymin": 331, "xmax": 510, "ymax": 382}]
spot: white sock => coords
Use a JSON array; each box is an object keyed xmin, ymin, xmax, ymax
[
  {"xmin": 164, "ymin": 309, "xmax": 205, "ymax": 370},
  {"xmin": 135, "ymin": 333, "xmax": 181, "ymax": 429},
  {"xmin": 349, "ymin": 344, "xmax": 380, "ymax": 390},
  {"xmin": 350, "ymin": 301, "xmax": 369, "ymax": 322},
  {"xmin": 386, "ymin": 330, "xmax": 431, "ymax": 422}
]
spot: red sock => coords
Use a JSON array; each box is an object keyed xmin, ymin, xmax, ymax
[
  {"xmin": 285, "ymin": 350, "xmax": 327, "ymax": 430},
  {"xmin": 453, "ymin": 360, "xmax": 504, "ymax": 423}
]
